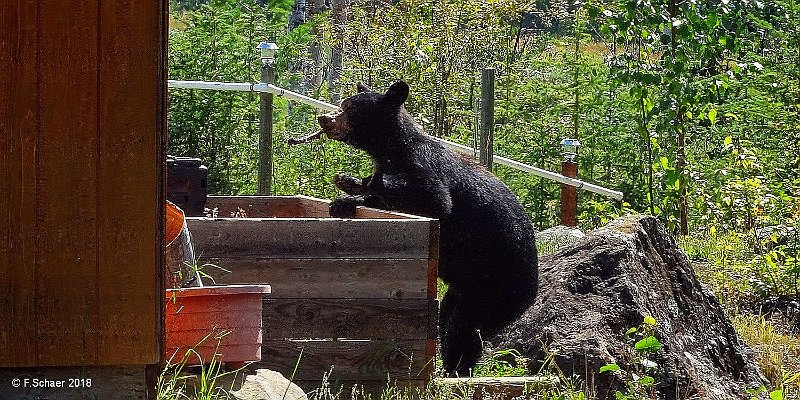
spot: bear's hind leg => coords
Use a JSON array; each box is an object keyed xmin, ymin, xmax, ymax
[{"xmin": 440, "ymin": 289, "xmax": 482, "ymax": 376}]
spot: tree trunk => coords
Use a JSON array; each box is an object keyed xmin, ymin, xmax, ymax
[
  {"xmin": 669, "ymin": 0, "xmax": 689, "ymax": 235},
  {"xmin": 288, "ymin": 0, "xmax": 329, "ymax": 95},
  {"xmin": 636, "ymin": 35, "xmax": 655, "ymax": 216},
  {"xmin": 288, "ymin": 0, "xmax": 307, "ymax": 31},
  {"xmin": 328, "ymin": 0, "xmax": 349, "ymax": 103},
  {"xmin": 677, "ymin": 127, "xmax": 688, "ymax": 235}
]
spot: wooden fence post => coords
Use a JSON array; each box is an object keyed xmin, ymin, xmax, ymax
[
  {"xmin": 258, "ymin": 56, "xmax": 275, "ymax": 195},
  {"xmin": 479, "ymin": 68, "xmax": 495, "ymax": 172},
  {"xmin": 560, "ymin": 161, "xmax": 578, "ymax": 227},
  {"xmin": 559, "ymin": 138, "xmax": 581, "ymax": 227}
]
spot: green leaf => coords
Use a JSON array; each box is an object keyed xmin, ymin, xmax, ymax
[
  {"xmin": 660, "ymin": 156, "xmax": 669, "ymax": 170},
  {"xmin": 600, "ymin": 363, "xmax": 620, "ymax": 373},
  {"xmin": 708, "ymin": 109, "xmax": 718, "ymax": 125},
  {"xmin": 705, "ymin": 13, "xmax": 720, "ymax": 29},
  {"xmin": 724, "ymin": 136, "xmax": 733, "ymax": 146},
  {"xmin": 724, "ymin": 112, "xmax": 739, "ymax": 120},
  {"xmin": 643, "ymin": 315, "xmax": 657, "ymax": 326},
  {"xmin": 666, "ymin": 170, "xmax": 680, "ymax": 187},
  {"xmin": 635, "ymin": 336, "xmax": 662, "ymax": 352},
  {"xmin": 639, "ymin": 375, "xmax": 655, "ymax": 385},
  {"xmin": 769, "ymin": 389, "xmax": 784, "ymax": 400}
]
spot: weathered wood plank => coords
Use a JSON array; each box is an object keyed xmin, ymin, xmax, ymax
[
  {"xmin": 264, "ymin": 298, "xmax": 437, "ymax": 339},
  {"xmin": 0, "ymin": 366, "xmax": 150, "ymax": 399},
  {"xmin": 188, "ymin": 218, "xmax": 433, "ymax": 259},
  {"xmin": 0, "ymin": 0, "xmax": 39, "ymax": 367},
  {"xmin": 293, "ymin": 378, "xmax": 428, "ymax": 398},
  {"xmin": 426, "ymin": 218, "xmax": 440, "ymax": 299},
  {"xmin": 0, "ymin": 38, "xmax": 7, "ymax": 361},
  {"xmin": 293, "ymin": 195, "xmax": 427, "ymax": 220},
  {"xmin": 294, "ymin": 195, "xmax": 331, "ymax": 217},
  {"xmin": 259, "ymin": 339, "xmax": 433, "ymax": 381},
  {"xmin": 353, "ymin": 206, "xmax": 433, "ymax": 220},
  {"xmin": 35, "ymin": 0, "xmax": 100, "ymax": 366},
  {"xmin": 201, "ymin": 258, "xmax": 429, "ymax": 299},
  {"xmin": 205, "ymin": 196, "xmax": 420, "ymax": 220},
  {"xmin": 436, "ymin": 376, "xmax": 558, "ymax": 400},
  {"xmin": 97, "ymin": 0, "xmax": 163, "ymax": 365},
  {"xmin": 1, "ymin": 0, "xmax": 164, "ymax": 374},
  {"xmin": 206, "ymin": 196, "xmax": 318, "ymax": 218}
]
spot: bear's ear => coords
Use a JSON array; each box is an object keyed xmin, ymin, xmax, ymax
[
  {"xmin": 356, "ymin": 82, "xmax": 373, "ymax": 93},
  {"xmin": 383, "ymin": 81, "xmax": 409, "ymax": 108}
]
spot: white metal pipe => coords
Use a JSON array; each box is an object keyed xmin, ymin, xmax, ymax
[
  {"xmin": 169, "ymin": 80, "xmax": 253, "ymax": 92},
  {"xmin": 168, "ymin": 79, "xmax": 623, "ymax": 200},
  {"xmin": 167, "ymin": 80, "xmax": 339, "ymax": 112},
  {"xmin": 434, "ymin": 138, "xmax": 624, "ymax": 201}
]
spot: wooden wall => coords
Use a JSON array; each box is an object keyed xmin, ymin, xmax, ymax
[
  {"xmin": 193, "ymin": 196, "xmax": 440, "ymax": 394},
  {"xmin": 0, "ymin": 0, "xmax": 166, "ymax": 369}
]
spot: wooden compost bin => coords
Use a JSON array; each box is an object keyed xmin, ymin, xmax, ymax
[{"xmin": 187, "ymin": 195, "xmax": 439, "ymax": 393}]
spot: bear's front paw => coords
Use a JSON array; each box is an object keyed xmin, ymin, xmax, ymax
[
  {"xmin": 329, "ymin": 195, "xmax": 360, "ymax": 218},
  {"xmin": 333, "ymin": 173, "xmax": 365, "ymax": 195}
]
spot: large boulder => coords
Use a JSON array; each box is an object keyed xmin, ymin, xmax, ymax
[{"xmin": 489, "ymin": 215, "xmax": 766, "ymax": 399}]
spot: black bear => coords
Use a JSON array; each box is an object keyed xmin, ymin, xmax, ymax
[{"xmin": 318, "ymin": 81, "xmax": 539, "ymax": 375}]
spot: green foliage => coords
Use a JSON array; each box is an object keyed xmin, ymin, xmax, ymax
[
  {"xmin": 167, "ymin": 0, "xmax": 800, "ymax": 233},
  {"xmin": 588, "ymin": 0, "xmax": 766, "ymax": 233},
  {"xmin": 168, "ymin": 0, "xmax": 285, "ymax": 194},
  {"xmin": 472, "ymin": 349, "xmax": 529, "ymax": 377},
  {"xmin": 735, "ymin": 315, "xmax": 800, "ymax": 400},
  {"xmin": 680, "ymin": 222, "xmax": 800, "ymax": 300},
  {"xmin": 169, "ymin": 0, "xmax": 375, "ymax": 198},
  {"xmin": 600, "ymin": 316, "xmax": 661, "ymax": 400},
  {"xmin": 158, "ymin": 331, "xmax": 242, "ymax": 400},
  {"xmin": 752, "ymin": 238, "xmax": 800, "ymax": 298}
]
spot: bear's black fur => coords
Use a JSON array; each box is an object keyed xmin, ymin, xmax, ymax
[{"xmin": 318, "ymin": 81, "xmax": 539, "ymax": 375}]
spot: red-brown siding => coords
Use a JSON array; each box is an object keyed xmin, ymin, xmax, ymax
[{"xmin": 0, "ymin": 0, "xmax": 165, "ymax": 367}]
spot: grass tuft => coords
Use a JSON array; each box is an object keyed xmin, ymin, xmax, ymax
[{"xmin": 733, "ymin": 314, "xmax": 800, "ymax": 399}]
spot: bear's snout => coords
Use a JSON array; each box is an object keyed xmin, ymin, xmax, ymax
[
  {"xmin": 318, "ymin": 111, "xmax": 347, "ymax": 140},
  {"xmin": 318, "ymin": 114, "xmax": 333, "ymax": 126}
]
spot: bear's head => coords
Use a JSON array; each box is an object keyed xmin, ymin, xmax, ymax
[{"xmin": 318, "ymin": 81, "xmax": 415, "ymax": 154}]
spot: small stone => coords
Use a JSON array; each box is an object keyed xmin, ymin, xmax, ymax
[{"xmin": 230, "ymin": 369, "xmax": 308, "ymax": 400}]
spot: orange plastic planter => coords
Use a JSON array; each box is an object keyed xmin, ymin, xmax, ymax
[{"xmin": 165, "ymin": 284, "xmax": 271, "ymax": 366}]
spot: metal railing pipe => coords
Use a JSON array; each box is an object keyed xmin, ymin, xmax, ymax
[
  {"xmin": 433, "ymin": 138, "xmax": 623, "ymax": 201},
  {"xmin": 167, "ymin": 80, "xmax": 339, "ymax": 112},
  {"xmin": 168, "ymin": 79, "xmax": 623, "ymax": 201}
]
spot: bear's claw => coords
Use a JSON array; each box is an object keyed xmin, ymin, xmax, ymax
[{"xmin": 329, "ymin": 195, "xmax": 360, "ymax": 218}]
